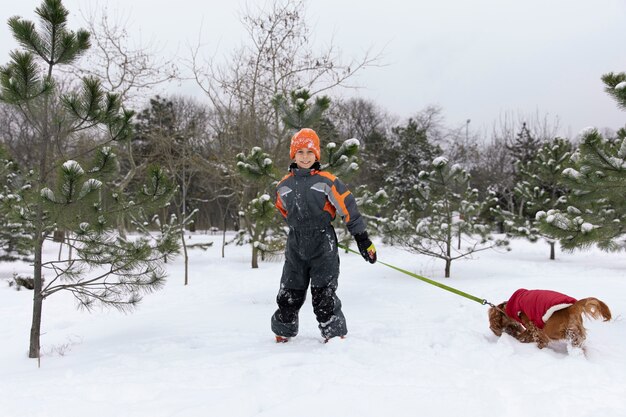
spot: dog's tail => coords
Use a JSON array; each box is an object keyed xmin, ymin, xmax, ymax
[{"xmin": 575, "ymin": 297, "xmax": 612, "ymax": 322}]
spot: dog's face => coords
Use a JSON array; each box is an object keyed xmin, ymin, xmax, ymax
[
  {"xmin": 488, "ymin": 302, "xmax": 528, "ymax": 340},
  {"xmin": 488, "ymin": 302, "xmax": 508, "ymax": 337}
]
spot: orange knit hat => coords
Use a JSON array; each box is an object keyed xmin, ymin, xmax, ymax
[{"xmin": 290, "ymin": 128, "xmax": 321, "ymax": 160}]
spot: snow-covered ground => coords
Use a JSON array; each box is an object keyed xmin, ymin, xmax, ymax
[{"xmin": 1, "ymin": 234, "xmax": 625, "ymax": 417}]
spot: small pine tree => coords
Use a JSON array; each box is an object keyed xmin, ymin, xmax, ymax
[
  {"xmin": 498, "ymin": 137, "xmax": 573, "ymax": 259},
  {"xmin": 384, "ymin": 157, "xmax": 507, "ymax": 278},
  {"xmin": 348, "ymin": 185, "xmax": 389, "ymax": 251},
  {"xmin": 36, "ymin": 157, "xmax": 178, "ymax": 310},
  {"xmin": 235, "ymin": 146, "xmax": 282, "ymax": 268}
]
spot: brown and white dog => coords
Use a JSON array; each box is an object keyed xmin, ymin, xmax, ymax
[{"xmin": 488, "ymin": 288, "xmax": 611, "ymax": 349}]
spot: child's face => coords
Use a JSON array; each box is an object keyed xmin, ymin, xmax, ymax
[{"xmin": 294, "ymin": 148, "xmax": 316, "ymax": 169}]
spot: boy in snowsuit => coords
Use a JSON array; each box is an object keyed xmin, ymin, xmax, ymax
[{"xmin": 271, "ymin": 128, "xmax": 377, "ymax": 343}]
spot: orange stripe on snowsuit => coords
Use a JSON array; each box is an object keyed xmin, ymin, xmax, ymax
[
  {"xmin": 316, "ymin": 171, "xmax": 337, "ymax": 182},
  {"xmin": 275, "ymin": 172, "xmax": 293, "ymax": 218},
  {"xmin": 316, "ymin": 171, "xmax": 353, "ymax": 224},
  {"xmin": 275, "ymin": 191, "xmax": 288, "ymax": 218},
  {"xmin": 323, "ymin": 200, "xmax": 336, "ymax": 218},
  {"xmin": 330, "ymin": 186, "xmax": 351, "ymax": 223}
]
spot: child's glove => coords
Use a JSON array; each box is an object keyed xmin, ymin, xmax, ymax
[{"xmin": 354, "ymin": 232, "xmax": 377, "ymax": 264}]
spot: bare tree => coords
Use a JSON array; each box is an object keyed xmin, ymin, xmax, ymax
[
  {"xmin": 189, "ymin": 0, "xmax": 381, "ymax": 156},
  {"xmin": 65, "ymin": 4, "xmax": 179, "ymax": 107}
]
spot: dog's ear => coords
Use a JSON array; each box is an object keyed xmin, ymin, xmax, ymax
[{"xmin": 488, "ymin": 305, "xmax": 505, "ymax": 336}]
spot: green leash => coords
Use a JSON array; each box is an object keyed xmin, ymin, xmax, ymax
[{"xmin": 339, "ymin": 244, "xmax": 494, "ymax": 307}]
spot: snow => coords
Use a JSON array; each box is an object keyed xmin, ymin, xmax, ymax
[
  {"xmin": 2, "ymin": 235, "xmax": 626, "ymax": 417},
  {"xmin": 80, "ymin": 179, "xmax": 103, "ymax": 197},
  {"xmin": 581, "ymin": 223, "xmax": 594, "ymax": 233},
  {"xmin": 562, "ymin": 167, "xmax": 583, "ymax": 180},
  {"xmin": 344, "ymin": 138, "xmax": 360, "ymax": 148},
  {"xmin": 62, "ymin": 160, "xmax": 84, "ymax": 174},
  {"xmin": 374, "ymin": 189, "xmax": 388, "ymax": 199},
  {"xmin": 432, "ymin": 156, "xmax": 448, "ymax": 167},
  {"xmin": 40, "ymin": 187, "xmax": 56, "ymax": 201},
  {"xmin": 578, "ymin": 127, "xmax": 597, "ymax": 137}
]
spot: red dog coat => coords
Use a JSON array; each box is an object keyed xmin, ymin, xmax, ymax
[{"xmin": 505, "ymin": 289, "xmax": 577, "ymax": 329}]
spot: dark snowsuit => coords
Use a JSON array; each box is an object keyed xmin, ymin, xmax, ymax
[{"xmin": 271, "ymin": 163, "xmax": 366, "ymax": 339}]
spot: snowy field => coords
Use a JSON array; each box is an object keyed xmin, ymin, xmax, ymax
[{"xmin": 1, "ymin": 233, "xmax": 625, "ymax": 417}]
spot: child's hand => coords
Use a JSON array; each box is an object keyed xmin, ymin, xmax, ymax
[{"xmin": 354, "ymin": 232, "xmax": 377, "ymax": 264}]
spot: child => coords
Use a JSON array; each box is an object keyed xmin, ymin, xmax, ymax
[{"xmin": 271, "ymin": 128, "xmax": 377, "ymax": 343}]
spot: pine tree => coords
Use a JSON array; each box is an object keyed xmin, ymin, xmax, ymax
[
  {"xmin": 535, "ymin": 72, "xmax": 626, "ymax": 251},
  {"xmin": 536, "ymin": 129, "xmax": 626, "ymax": 250},
  {"xmin": 489, "ymin": 122, "xmax": 545, "ymax": 226},
  {"xmin": 498, "ymin": 137, "xmax": 573, "ymax": 259},
  {"xmin": 506, "ymin": 122, "xmax": 543, "ymax": 169},
  {"xmin": 386, "ymin": 116, "xmax": 442, "ymax": 206},
  {"xmin": 384, "ymin": 157, "xmax": 507, "ymax": 278},
  {"xmin": 0, "ymin": 0, "xmax": 178, "ymax": 359},
  {"xmin": 235, "ymin": 146, "xmax": 281, "ymax": 268}
]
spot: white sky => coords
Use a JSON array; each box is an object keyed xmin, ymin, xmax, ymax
[{"xmin": 1, "ymin": 0, "xmax": 625, "ymax": 138}]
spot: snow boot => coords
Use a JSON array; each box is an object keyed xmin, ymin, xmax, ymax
[
  {"xmin": 323, "ymin": 335, "xmax": 346, "ymax": 344},
  {"xmin": 275, "ymin": 335, "xmax": 290, "ymax": 343}
]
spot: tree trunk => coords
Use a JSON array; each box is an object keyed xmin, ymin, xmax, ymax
[
  {"xmin": 221, "ymin": 227, "xmax": 227, "ymax": 259},
  {"xmin": 53, "ymin": 230, "xmax": 65, "ymax": 242},
  {"xmin": 251, "ymin": 245, "xmax": 259, "ymax": 269},
  {"xmin": 181, "ymin": 227, "xmax": 189, "ymax": 285},
  {"xmin": 30, "ymin": 71, "xmax": 51, "ymax": 358},
  {"xmin": 549, "ymin": 241, "xmax": 555, "ymax": 260},
  {"xmin": 445, "ymin": 228, "xmax": 452, "ymax": 278},
  {"xmin": 29, "ymin": 239, "xmax": 44, "ymax": 358}
]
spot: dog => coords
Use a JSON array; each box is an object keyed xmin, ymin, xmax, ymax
[{"xmin": 488, "ymin": 288, "xmax": 611, "ymax": 349}]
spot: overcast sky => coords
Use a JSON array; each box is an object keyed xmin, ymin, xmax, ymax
[{"xmin": 1, "ymin": 0, "xmax": 625, "ymax": 138}]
